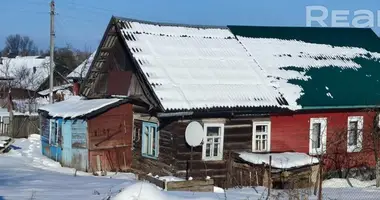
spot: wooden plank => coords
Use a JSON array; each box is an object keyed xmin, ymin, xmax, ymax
[
  {"xmin": 224, "ymin": 124, "xmax": 252, "ymax": 128},
  {"xmin": 175, "ymin": 160, "xmax": 226, "ymax": 170},
  {"xmin": 167, "ymin": 179, "xmax": 214, "ymax": 190},
  {"xmin": 168, "ymin": 185, "xmax": 214, "ymax": 192},
  {"xmin": 100, "ymin": 47, "xmax": 113, "ymax": 52},
  {"xmin": 0, "ymin": 138, "xmax": 14, "ymax": 154},
  {"xmin": 138, "ymin": 174, "xmax": 165, "ymax": 189}
]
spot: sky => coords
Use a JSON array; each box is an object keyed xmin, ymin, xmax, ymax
[{"xmin": 1, "ymin": 0, "xmax": 379, "ymax": 51}]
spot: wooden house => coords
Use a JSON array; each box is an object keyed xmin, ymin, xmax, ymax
[
  {"xmin": 38, "ymin": 96, "xmax": 133, "ymax": 172},
  {"xmin": 73, "ymin": 16, "xmax": 380, "ymax": 186}
]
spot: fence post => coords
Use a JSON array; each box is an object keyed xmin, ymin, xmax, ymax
[
  {"xmin": 318, "ymin": 160, "xmax": 323, "ymax": 200},
  {"xmin": 226, "ymin": 151, "xmax": 232, "ymax": 188},
  {"xmin": 268, "ymin": 155, "xmax": 272, "ymax": 198}
]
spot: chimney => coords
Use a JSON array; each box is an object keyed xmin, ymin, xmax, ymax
[{"xmin": 73, "ymin": 80, "xmax": 80, "ymax": 96}]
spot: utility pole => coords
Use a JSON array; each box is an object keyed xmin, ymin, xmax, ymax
[{"xmin": 49, "ymin": 0, "xmax": 55, "ymax": 104}]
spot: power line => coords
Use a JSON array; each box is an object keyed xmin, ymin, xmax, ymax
[
  {"xmin": 22, "ymin": 0, "xmax": 49, "ymax": 6},
  {"xmin": 66, "ymin": 0, "xmax": 115, "ymax": 14},
  {"xmin": 56, "ymin": 14, "xmax": 102, "ymax": 25}
]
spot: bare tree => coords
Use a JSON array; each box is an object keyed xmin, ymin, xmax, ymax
[
  {"xmin": 365, "ymin": 109, "xmax": 380, "ymax": 187},
  {"xmin": 2, "ymin": 34, "xmax": 39, "ymax": 56},
  {"xmin": 308, "ymin": 120, "xmax": 367, "ymax": 199}
]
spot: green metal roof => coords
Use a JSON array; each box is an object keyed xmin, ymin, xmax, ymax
[
  {"xmin": 228, "ymin": 26, "xmax": 380, "ymax": 109},
  {"xmin": 229, "ymin": 26, "xmax": 380, "ymax": 51}
]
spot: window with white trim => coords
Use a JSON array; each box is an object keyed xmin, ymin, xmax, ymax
[
  {"xmin": 309, "ymin": 118, "xmax": 327, "ymax": 155},
  {"xmin": 252, "ymin": 121, "xmax": 271, "ymax": 152},
  {"xmin": 347, "ymin": 116, "xmax": 363, "ymax": 152},
  {"xmin": 49, "ymin": 119, "xmax": 62, "ymax": 146},
  {"xmin": 202, "ymin": 123, "xmax": 224, "ymax": 161}
]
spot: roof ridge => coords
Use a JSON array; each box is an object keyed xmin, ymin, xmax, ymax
[
  {"xmin": 113, "ymin": 16, "xmax": 228, "ymax": 29},
  {"xmin": 228, "ymin": 24, "xmax": 374, "ymax": 31}
]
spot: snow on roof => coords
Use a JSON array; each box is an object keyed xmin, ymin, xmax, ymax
[
  {"xmin": 38, "ymin": 83, "xmax": 72, "ymax": 96},
  {"xmin": 238, "ymin": 152, "xmax": 319, "ymax": 169},
  {"xmin": 38, "ymin": 96, "xmax": 121, "ymax": 118},
  {"xmin": 0, "ymin": 56, "xmax": 50, "ymax": 91},
  {"xmin": 235, "ymin": 37, "xmax": 380, "ymax": 108},
  {"xmin": 118, "ymin": 19, "xmax": 287, "ymax": 111},
  {"xmin": 67, "ymin": 51, "xmax": 96, "ymax": 79}
]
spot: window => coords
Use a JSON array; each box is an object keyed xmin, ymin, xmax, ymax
[
  {"xmin": 252, "ymin": 121, "xmax": 271, "ymax": 152},
  {"xmin": 309, "ymin": 118, "xmax": 327, "ymax": 155},
  {"xmin": 49, "ymin": 120, "xmax": 56, "ymax": 145},
  {"xmin": 141, "ymin": 122, "xmax": 159, "ymax": 159},
  {"xmin": 202, "ymin": 123, "xmax": 224, "ymax": 161},
  {"xmin": 49, "ymin": 119, "xmax": 62, "ymax": 146},
  {"xmin": 347, "ymin": 116, "xmax": 363, "ymax": 152}
]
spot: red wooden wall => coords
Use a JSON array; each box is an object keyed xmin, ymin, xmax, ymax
[
  {"xmin": 271, "ymin": 111, "xmax": 378, "ymax": 170},
  {"xmin": 87, "ymin": 103, "xmax": 133, "ymax": 172}
]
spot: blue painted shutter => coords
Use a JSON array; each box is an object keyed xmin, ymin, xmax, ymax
[
  {"xmin": 141, "ymin": 122, "xmax": 159, "ymax": 158},
  {"xmin": 50, "ymin": 119, "xmax": 56, "ymax": 145},
  {"xmin": 57, "ymin": 119, "xmax": 63, "ymax": 145}
]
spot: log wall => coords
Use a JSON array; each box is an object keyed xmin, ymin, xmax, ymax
[{"xmin": 163, "ymin": 119, "xmax": 254, "ymax": 187}]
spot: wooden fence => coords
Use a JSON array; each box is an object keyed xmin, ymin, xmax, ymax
[
  {"xmin": 225, "ymin": 152, "xmax": 265, "ymax": 188},
  {"xmin": 0, "ymin": 121, "xmax": 9, "ymax": 136},
  {"xmin": 138, "ymin": 174, "xmax": 214, "ymax": 192},
  {"xmin": 0, "ymin": 115, "xmax": 39, "ymax": 138},
  {"xmin": 225, "ymin": 151, "xmax": 319, "ymax": 190}
]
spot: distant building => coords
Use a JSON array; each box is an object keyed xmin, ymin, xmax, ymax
[
  {"xmin": 0, "ymin": 55, "xmax": 53, "ymax": 114},
  {"xmin": 67, "ymin": 51, "xmax": 96, "ymax": 82}
]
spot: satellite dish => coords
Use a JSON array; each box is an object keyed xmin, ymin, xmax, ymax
[{"xmin": 185, "ymin": 121, "xmax": 204, "ymax": 147}]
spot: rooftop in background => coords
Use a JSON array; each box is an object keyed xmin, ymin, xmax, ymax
[
  {"xmin": 67, "ymin": 51, "xmax": 96, "ymax": 80},
  {"xmin": 0, "ymin": 56, "xmax": 51, "ymax": 91},
  {"xmin": 37, "ymin": 84, "xmax": 73, "ymax": 96}
]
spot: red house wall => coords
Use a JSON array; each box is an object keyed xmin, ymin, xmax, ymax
[
  {"xmin": 87, "ymin": 103, "xmax": 133, "ymax": 172},
  {"xmin": 271, "ymin": 111, "xmax": 378, "ymax": 170}
]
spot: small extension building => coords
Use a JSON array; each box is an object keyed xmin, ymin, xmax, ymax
[{"xmin": 39, "ymin": 96, "xmax": 132, "ymax": 172}]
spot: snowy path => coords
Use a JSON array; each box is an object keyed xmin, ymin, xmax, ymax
[
  {"xmin": 0, "ymin": 135, "xmax": 134, "ymax": 200},
  {"xmin": 1, "ymin": 135, "xmax": 380, "ymax": 200}
]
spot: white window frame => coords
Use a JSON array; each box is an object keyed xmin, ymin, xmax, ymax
[
  {"xmin": 202, "ymin": 123, "xmax": 224, "ymax": 161},
  {"xmin": 347, "ymin": 116, "xmax": 363, "ymax": 153},
  {"xmin": 252, "ymin": 121, "xmax": 271, "ymax": 152},
  {"xmin": 309, "ymin": 118, "xmax": 327, "ymax": 155}
]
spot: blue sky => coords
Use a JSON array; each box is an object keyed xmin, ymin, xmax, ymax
[{"xmin": 1, "ymin": 0, "xmax": 379, "ymax": 51}]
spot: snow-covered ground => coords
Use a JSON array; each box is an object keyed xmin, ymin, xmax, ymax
[{"xmin": 1, "ymin": 135, "xmax": 380, "ymax": 200}]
